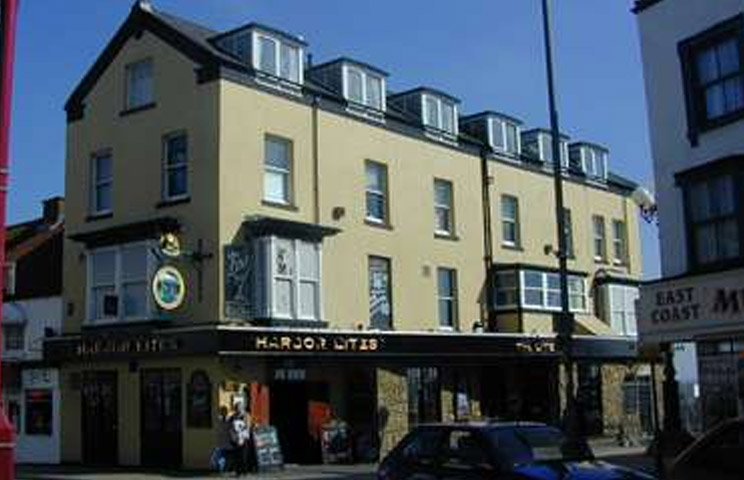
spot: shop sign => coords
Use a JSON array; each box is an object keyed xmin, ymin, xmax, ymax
[
  {"xmin": 22, "ymin": 369, "xmax": 58, "ymax": 389},
  {"xmin": 151, "ymin": 265, "xmax": 186, "ymax": 310},
  {"xmin": 639, "ymin": 269, "xmax": 744, "ymax": 343},
  {"xmin": 515, "ymin": 338, "xmax": 556, "ymax": 353},
  {"xmin": 76, "ymin": 336, "xmax": 180, "ymax": 357},
  {"xmin": 254, "ymin": 334, "xmax": 381, "ymax": 352}
]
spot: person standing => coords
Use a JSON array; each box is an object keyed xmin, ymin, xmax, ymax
[{"xmin": 229, "ymin": 402, "xmax": 253, "ymax": 476}]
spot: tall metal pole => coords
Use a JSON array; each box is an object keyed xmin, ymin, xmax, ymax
[
  {"xmin": 540, "ymin": 0, "xmax": 583, "ymax": 454},
  {"xmin": 0, "ymin": 0, "xmax": 19, "ymax": 477}
]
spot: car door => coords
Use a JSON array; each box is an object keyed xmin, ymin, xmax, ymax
[
  {"xmin": 437, "ymin": 428, "xmax": 499, "ymax": 480},
  {"xmin": 395, "ymin": 427, "xmax": 445, "ymax": 480},
  {"xmin": 672, "ymin": 422, "xmax": 744, "ymax": 480}
]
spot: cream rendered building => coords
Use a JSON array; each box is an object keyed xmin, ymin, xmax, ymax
[{"xmin": 46, "ymin": 1, "xmax": 648, "ymax": 469}]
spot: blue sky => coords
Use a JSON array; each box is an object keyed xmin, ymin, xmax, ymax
[{"xmin": 8, "ymin": 0, "xmax": 660, "ymax": 277}]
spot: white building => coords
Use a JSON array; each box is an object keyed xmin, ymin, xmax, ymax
[
  {"xmin": 1, "ymin": 198, "xmax": 63, "ymax": 463},
  {"xmin": 635, "ymin": 0, "xmax": 744, "ymax": 429}
]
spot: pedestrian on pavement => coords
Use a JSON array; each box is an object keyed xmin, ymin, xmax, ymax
[
  {"xmin": 229, "ymin": 401, "xmax": 254, "ymax": 476},
  {"xmin": 211, "ymin": 406, "xmax": 233, "ymax": 474}
]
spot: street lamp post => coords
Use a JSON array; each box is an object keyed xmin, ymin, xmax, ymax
[
  {"xmin": 539, "ymin": 0, "xmax": 586, "ymax": 455},
  {"xmin": 0, "ymin": 0, "xmax": 19, "ymax": 478}
]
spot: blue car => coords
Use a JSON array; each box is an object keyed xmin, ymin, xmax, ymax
[{"xmin": 378, "ymin": 422, "xmax": 656, "ymax": 480}]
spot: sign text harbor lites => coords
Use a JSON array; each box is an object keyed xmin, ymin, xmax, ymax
[{"xmin": 254, "ymin": 334, "xmax": 381, "ymax": 352}]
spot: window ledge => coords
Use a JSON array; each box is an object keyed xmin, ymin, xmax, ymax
[
  {"xmin": 156, "ymin": 196, "xmax": 191, "ymax": 209},
  {"xmin": 434, "ymin": 232, "xmax": 459, "ymax": 242},
  {"xmin": 262, "ymin": 200, "xmax": 299, "ymax": 212},
  {"xmin": 501, "ymin": 243, "xmax": 524, "ymax": 252},
  {"xmin": 119, "ymin": 102, "xmax": 157, "ymax": 117},
  {"xmin": 365, "ymin": 219, "xmax": 394, "ymax": 231},
  {"xmin": 86, "ymin": 211, "xmax": 113, "ymax": 222}
]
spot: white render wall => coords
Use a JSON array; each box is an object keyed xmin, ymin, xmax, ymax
[
  {"xmin": 1, "ymin": 296, "xmax": 62, "ymax": 361},
  {"xmin": 637, "ymin": 0, "xmax": 744, "ymax": 277}
]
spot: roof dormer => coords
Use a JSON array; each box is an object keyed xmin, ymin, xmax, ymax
[
  {"xmin": 569, "ymin": 142, "xmax": 608, "ymax": 181},
  {"xmin": 307, "ymin": 58, "xmax": 388, "ymax": 121},
  {"xmin": 461, "ymin": 111, "xmax": 522, "ymax": 158},
  {"xmin": 213, "ymin": 23, "xmax": 307, "ymax": 94},
  {"xmin": 388, "ymin": 88, "xmax": 460, "ymax": 144},
  {"xmin": 521, "ymin": 128, "xmax": 570, "ymax": 168}
]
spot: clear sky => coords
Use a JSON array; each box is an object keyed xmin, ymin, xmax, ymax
[{"xmin": 8, "ymin": 0, "xmax": 660, "ymax": 277}]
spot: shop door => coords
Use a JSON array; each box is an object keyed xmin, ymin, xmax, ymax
[
  {"xmin": 141, "ymin": 369, "xmax": 182, "ymax": 468},
  {"xmin": 270, "ymin": 381, "xmax": 329, "ymax": 464},
  {"xmin": 81, "ymin": 371, "xmax": 118, "ymax": 465}
]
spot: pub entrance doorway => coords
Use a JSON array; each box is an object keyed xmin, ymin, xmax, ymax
[
  {"xmin": 81, "ymin": 371, "xmax": 118, "ymax": 465},
  {"xmin": 270, "ymin": 379, "xmax": 329, "ymax": 464},
  {"xmin": 140, "ymin": 369, "xmax": 183, "ymax": 468},
  {"xmin": 480, "ymin": 361, "xmax": 560, "ymax": 423}
]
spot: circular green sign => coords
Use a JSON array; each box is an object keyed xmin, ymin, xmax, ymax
[{"xmin": 151, "ymin": 265, "xmax": 186, "ymax": 310}]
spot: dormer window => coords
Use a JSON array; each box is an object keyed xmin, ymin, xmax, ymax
[
  {"xmin": 256, "ymin": 34, "xmax": 301, "ymax": 83},
  {"xmin": 522, "ymin": 130, "xmax": 569, "ymax": 167},
  {"xmin": 423, "ymin": 94, "xmax": 457, "ymax": 135},
  {"xmin": 490, "ymin": 117, "xmax": 520, "ymax": 156},
  {"xmin": 345, "ymin": 66, "xmax": 384, "ymax": 111},
  {"xmin": 584, "ymin": 147, "xmax": 608, "ymax": 180}
]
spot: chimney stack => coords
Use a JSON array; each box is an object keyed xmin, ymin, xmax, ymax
[{"xmin": 42, "ymin": 197, "xmax": 64, "ymax": 225}]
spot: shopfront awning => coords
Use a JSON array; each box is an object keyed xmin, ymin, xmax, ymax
[{"xmin": 43, "ymin": 325, "xmax": 639, "ymax": 365}]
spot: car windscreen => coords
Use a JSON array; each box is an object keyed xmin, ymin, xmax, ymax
[{"xmin": 486, "ymin": 426, "xmax": 592, "ymax": 466}]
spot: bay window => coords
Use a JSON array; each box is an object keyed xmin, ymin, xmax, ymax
[
  {"xmin": 268, "ymin": 237, "xmax": 321, "ymax": 321},
  {"xmin": 493, "ymin": 268, "xmax": 587, "ymax": 313},
  {"xmin": 599, "ymin": 284, "xmax": 639, "ymax": 336},
  {"xmin": 87, "ymin": 242, "xmax": 155, "ymax": 323}
]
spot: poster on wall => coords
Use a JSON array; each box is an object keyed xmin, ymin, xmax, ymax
[{"xmin": 225, "ymin": 245, "xmax": 253, "ymax": 319}]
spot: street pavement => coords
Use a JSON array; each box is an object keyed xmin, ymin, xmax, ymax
[{"xmin": 16, "ymin": 444, "xmax": 660, "ymax": 479}]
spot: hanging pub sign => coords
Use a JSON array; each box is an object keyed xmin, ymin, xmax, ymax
[
  {"xmin": 224, "ymin": 245, "xmax": 253, "ymax": 319},
  {"xmin": 151, "ymin": 265, "xmax": 186, "ymax": 310},
  {"xmin": 159, "ymin": 232, "xmax": 182, "ymax": 258}
]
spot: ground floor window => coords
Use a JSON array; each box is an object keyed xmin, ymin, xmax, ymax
[
  {"xmin": 622, "ymin": 374, "xmax": 654, "ymax": 435},
  {"xmin": 25, "ymin": 389, "xmax": 53, "ymax": 435},
  {"xmin": 407, "ymin": 367, "xmax": 440, "ymax": 426}
]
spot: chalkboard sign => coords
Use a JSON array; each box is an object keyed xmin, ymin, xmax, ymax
[
  {"xmin": 253, "ymin": 425, "xmax": 283, "ymax": 472},
  {"xmin": 224, "ymin": 245, "xmax": 253, "ymax": 319}
]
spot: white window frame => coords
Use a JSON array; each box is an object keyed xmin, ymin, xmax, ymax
[
  {"xmin": 252, "ymin": 32, "xmax": 304, "ymax": 84},
  {"xmin": 584, "ymin": 147, "xmax": 608, "ymax": 180},
  {"xmin": 434, "ymin": 179, "xmax": 454, "ymax": 236},
  {"xmin": 265, "ymin": 237, "xmax": 323, "ymax": 322},
  {"xmin": 437, "ymin": 267, "xmax": 458, "ymax": 330},
  {"xmin": 90, "ymin": 151, "xmax": 113, "ymax": 215},
  {"xmin": 605, "ymin": 284, "xmax": 639, "ymax": 336},
  {"xmin": 124, "ymin": 58, "xmax": 154, "ymax": 110},
  {"xmin": 501, "ymin": 195, "xmax": 520, "ymax": 248},
  {"xmin": 489, "ymin": 117, "xmax": 521, "ymax": 156},
  {"xmin": 162, "ymin": 132, "xmax": 188, "ymax": 201},
  {"xmin": 365, "ymin": 161, "xmax": 389, "ymax": 224},
  {"xmin": 519, "ymin": 270, "xmax": 587, "ymax": 313},
  {"xmin": 592, "ymin": 215, "xmax": 607, "ymax": 261},
  {"xmin": 342, "ymin": 65, "xmax": 386, "ymax": 111},
  {"xmin": 612, "ymin": 219, "xmax": 628, "ymax": 265},
  {"xmin": 85, "ymin": 241, "xmax": 156, "ymax": 325},
  {"xmin": 537, "ymin": 132, "xmax": 569, "ymax": 167},
  {"xmin": 263, "ymin": 135, "xmax": 293, "ymax": 205},
  {"xmin": 421, "ymin": 94, "xmax": 458, "ymax": 136}
]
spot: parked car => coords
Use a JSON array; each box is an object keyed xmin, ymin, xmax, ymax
[
  {"xmin": 378, "ymin": 421, "xmax": 656, "ymax": 480},
  {"xmin": 668, "ymin": 417, "xmax": 744, "ymax": 480}
]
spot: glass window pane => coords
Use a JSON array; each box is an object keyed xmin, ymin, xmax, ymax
[
  {"xmin": 366, "ymin": 162, "xmax": 385, "ymax": 191},
  {"xmin": 167, "ymin": 168, "xmax": 188, "ymax": 197},
  {"xmin": 441, "ymin": 103, "xmax": 455, "ymax": 133},
  {"xmin": 166, "ymin": 135, "xmax": 187, "ymax": 166},
  {"xmin": 298, "ymin": 241, "xmax": 319, "ymax": 279},
  {"xmin": 347, "ymin": 68, "xmax": 364, "ymax": 103},
  {"xmin": 505, "ymin": 123, "xmax": 519, "ymax": 153},
  {"xmin": 695, "ymin": 224, "xmax": 717, "ymax": 264},
  {"xmin": 547, "ymin": 291, "xmax": 561, "ymax": 308},
  {"xmin": 127, "ymin": 60, "xmax": 153, "ymax": 108},
  {"xmin": 425, "ymin": 96, "xmax": 439, "ymax": 127},
  {"xmin": 122, "ymin": 282, "xmax": 147, "ymax": 317},
  {"xmin": 299, "ymin": 281, "xmax": 317, "ymax": 319},
  {"xmin": 524, "ymin": 289, "xmax": 543, "ymax": 307},
  {"xmin": 439, "ymin": 299, "xmax": 454, "ymax": 327},
  {"xmin": 524, "ymin": 271, "xmax": 542, "ymax": 288},
  {"xmin": 540, "ymin": 134, "xmax": 553, "ymax": 163},
  {"xmin": 690, "ymin": 182, "xmax": 711, "ymax": 221},
  {"xmin": 274, "ymin": 239, "xmax": 295, "ymax": 277},
  {"xmin": 491, "ymin": 118, "xmax": 505, "ymax": 150},
  {"xmin": 96, "ymin": 155, "xmax": 112, "ymax": 182},
  {"xmin": 259, "ymin": 36, "xmax": 277, "ymax": 74},
  {"xmin": 501, "ymin": 196, "xmax": 517, "ymax": 220},
  {"xmin": 696, "ymin": 46, "xmax": 719, "ymax": 84},
  {"xmin": 723, "ymin": 77, "xmax": 744, "ymax": 113},
  {"xmin": 546, "ymin": 273, "xmax": 560, "ymax": 290},
  {"xmin": 366, "ymin": 75, "xmax": 383, "ymax": 109},
  {"xmin": 121, "ymin": 244, "xmax": 147, "ymax": 281},
  {"xmin": 264, "ymin": 170, "xmax": 288, "ymax": 203},
  {"xmin": 92, "ymin": 250, "xmax": 116, "ymax": 285},
  {"xmin": 266, "ymin": 138, "xmax": 290, "ymax": 169},
  {"xmin": 280, "ymin": 43, "xmax": 299, "ymax": 82},
  {"xmin": 435, "ymin": 181, "xmax": 452, "ymax": 206},
  {"xmin": 92, "ymin": 286, "xmax": 116, "ymax": 319},
  {"xmin": 436, "ymin": 208, "xmax": 451, "ymax": 233},
  {"xmin": 96, "ymin": 184, "xmax": 112, "ymax": 212},
  {"xmin": 367, "ymin": 192, "xmax": 386, "ymax": 221},
  {"xmin": 706, "ymin": 83, "xmax": 726, "ymax": 119},
  {"xmin": 438, "ymin": 269, "xmax": 453, "ymax": 297},
  {"xmin": 274, "ymin": 279, "xmax": 293, "ymax": 317},
  {"xmin": 717, "ymin": 39, "xmax": 740, "ymax": 77},
  {"xmin": 720, "ymin": 219, "xmax": 740, "ymax": 259},
  {"xmin": 502, "ymin": 222, "xmax": 516, "ymax": 244}
]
